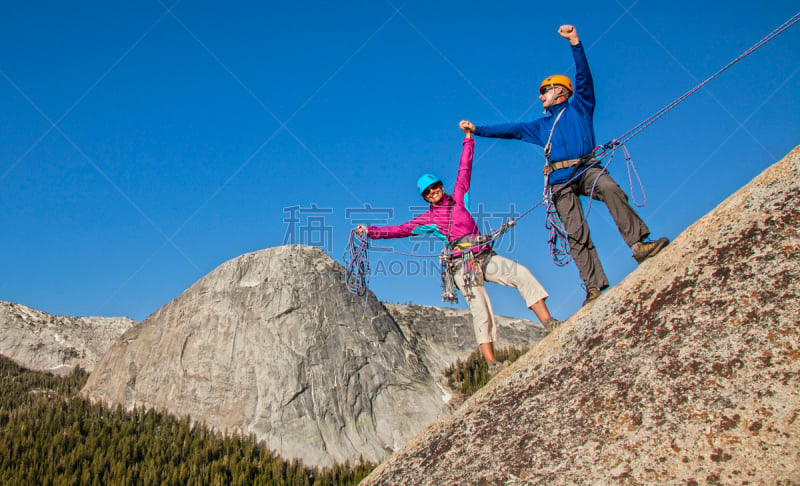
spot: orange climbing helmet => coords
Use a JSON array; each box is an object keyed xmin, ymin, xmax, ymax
[{"xmin": 539, "ymin": 74, "xmax": 573, "ymax": 96}]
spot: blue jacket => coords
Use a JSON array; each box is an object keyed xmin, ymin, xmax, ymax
[{"xmin": 474, "ymin": 42, "xmax": 596, "ymax": 185}]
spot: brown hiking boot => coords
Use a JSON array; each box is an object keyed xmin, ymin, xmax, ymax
[
  {"xmin": 631, "ymin": 237, "xmax": 669, "ymax": 264},
  {"xmin": 582, "ymin": 287, "xmax": 602, "ymax": 307}
]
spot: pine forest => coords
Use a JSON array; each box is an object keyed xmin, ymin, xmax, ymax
[{"xmin": 0, "ymin": 355, "xmax": 373, "ymax": 485}]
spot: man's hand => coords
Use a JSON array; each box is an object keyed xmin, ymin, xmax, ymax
[
  {"xmin": 355, "ymin": 225, "xmax": 368, "ymax": 237},
  {"xmin": 459, "ymin": 120, "xmax": 475, "ymax": 135},
  {"xmin": 558, "ymin": 24, "xmax": 579, "ymax": 46}
]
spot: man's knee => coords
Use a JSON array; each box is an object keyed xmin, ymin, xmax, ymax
[{"xmin": 595, "ymin": 175, "xmax": 626, "ymax": 199}]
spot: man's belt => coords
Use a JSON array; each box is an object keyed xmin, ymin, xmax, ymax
[{"xmin": 543, "ymin": 153, "xmax": 595, "ymax": 176}]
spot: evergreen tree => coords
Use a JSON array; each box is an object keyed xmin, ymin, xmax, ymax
[{"xmin": 444, "ymin": 345, "xmax": 529, "ymax": 396}]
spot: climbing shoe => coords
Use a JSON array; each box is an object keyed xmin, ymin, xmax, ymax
[
  {"xmin": 631, "ymin": 237, "xmax": 669, "ymax": 264},
  {"xmin": 542, "ymin": 317, "xmax": 563, "ymax": 333},
  {"xmin": 582, "ymin": 287, "xmax": 602, "ymax": 307}
]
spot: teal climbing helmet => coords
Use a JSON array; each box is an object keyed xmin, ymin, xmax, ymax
[{"xmin": 416, "ymin": 173, "xmax": 442, "ymax": 196}]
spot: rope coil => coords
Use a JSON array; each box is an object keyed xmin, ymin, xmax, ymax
[{"xmin": 343, "ymin": 230, "xmax": 370, "ymax": 318}]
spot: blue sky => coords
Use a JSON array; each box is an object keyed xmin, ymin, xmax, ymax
[{"xmin": 2, "ymin": 1, "xmax": 798, "ymax": 322}]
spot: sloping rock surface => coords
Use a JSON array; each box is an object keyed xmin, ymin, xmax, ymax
[
  {"xmin": 0, "ymin": 301, "xmax": 135, "ymax": 375},
  {"xmin": 363, "ymin": 146, "xmax": 800, "ymax": 485},
  {"xmin": 79, "ymin": 245, "xmax": 540, "ymax": 467}
]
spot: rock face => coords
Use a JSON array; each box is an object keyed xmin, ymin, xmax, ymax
[
  {"xmin": 363, "ymin": 146, "xmax": 800, "ymax": 485},
  {"xmin": 0, "ymin": 301, "xmax": 135, "ymax": 375},
  {"xmin": 80, "ymin": 245, "xmax": 541, "ymax": 467}
]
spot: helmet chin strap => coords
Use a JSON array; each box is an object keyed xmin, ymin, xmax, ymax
[{"xmin": 542, "ymin": 85, "xmax": 556, "ymax": 113}]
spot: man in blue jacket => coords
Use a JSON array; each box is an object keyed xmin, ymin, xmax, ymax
[{"xmin": 460, "ymin": 24, "xmax": 667, "ymax": 306}]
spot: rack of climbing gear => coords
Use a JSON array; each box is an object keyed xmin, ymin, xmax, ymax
[
  {"xmin": 440, "ymin": 257, "xmax": 459, "ymax": 303},
  {"xmin": 438, "ymin": 234, "xmax": 495, "ymax": 303},
  {"xmin": 343, "ymin": 230, "xmax": 371, "ymax": 318}
]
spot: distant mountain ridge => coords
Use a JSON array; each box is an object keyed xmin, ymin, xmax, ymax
[
  {"xmin": 0, "ymin": 301, "xmax": 135, "ymax": 375},
  {"xmin": 0, "ymin": 299, "xmax": 539, "ymax": 384}
]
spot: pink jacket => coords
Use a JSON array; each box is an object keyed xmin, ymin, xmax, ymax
[{"xmin": 368, "ymin": 138, "xmax": 481, "ymax": 243}]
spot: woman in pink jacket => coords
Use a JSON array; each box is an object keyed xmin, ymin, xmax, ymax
[{"xmin": 356, "ymin": 124, "xmax": 561, "ymax": 372}]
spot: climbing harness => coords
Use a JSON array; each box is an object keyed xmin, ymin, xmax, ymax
[
  {"xmin": 431, "ymin": 197, "xmax": 496, "ymax": 303},
  {"xmin": 440, "ymin": 220, "xmax": 521, "ymax": 303},
  {"xmin": 343, "ymin": 230, "xmax": 370, "ymax": 318},
  {"xmin": 542, "ymin": 153, "xmax": 595, "ymax": 176},
  {"xmin": 542, "ymin": 101, "xmax": 604, "ymax": 266}
]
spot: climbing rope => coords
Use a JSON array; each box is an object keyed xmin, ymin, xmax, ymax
[
  {"xmin": 343, "ymin": 230, "xmax": 370, "ymax": 318},
  {"xmin": 367, "ymin": 208, "xmax": 534, "ymax": 259},
  {"xmin": 622, "ymin": 143, "xmax": 646, "ymax": 207}
]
